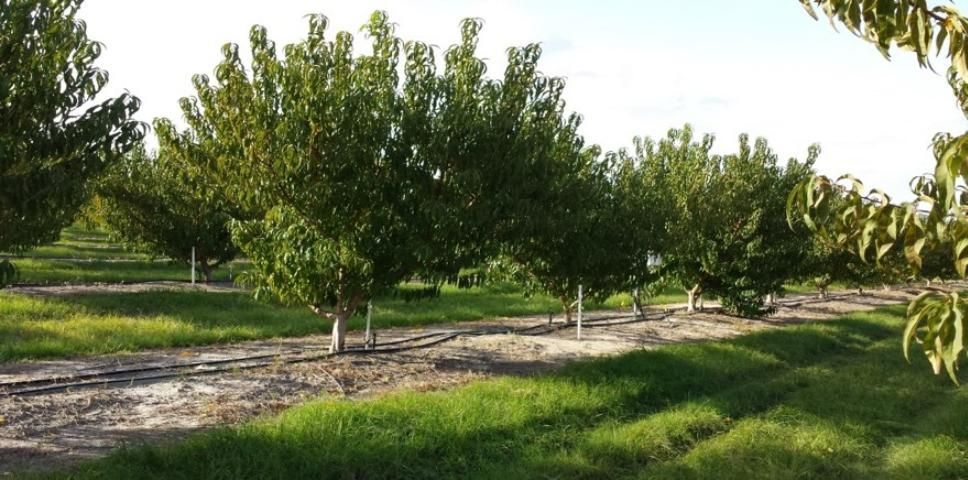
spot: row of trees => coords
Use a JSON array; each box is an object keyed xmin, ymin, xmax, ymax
[
  {"xmin": 3, "ymin": 2, "xmax": 903, "ymax": 355},
  {"xmin": 132, "ymin": 11, "xmax": 866, "ymax": 351}
]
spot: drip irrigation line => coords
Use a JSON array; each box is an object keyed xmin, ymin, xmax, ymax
[
  {"xmin": 0, "ymin": 311, "xmax": 666, "ymax": 396},
  {"xmin": 0, "ymin": 289, "xmax": 883, "ymax": 398},
  {"xmin": 4, "ymin": 279, "xmax": 233, "ymax": 289},
  {"xmin": 0, "ymin": 349, "xmax": 306, "ymax": 390}
]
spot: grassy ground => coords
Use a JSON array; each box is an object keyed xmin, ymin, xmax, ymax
[
  {"xmin": 2, "ymin": 225, "xmax": 150, "ymax": 261},
  {"xmin": 33, "ymin": 307, "xmax": 968, "ymax": 479},
  {"xmin": 1, "ymin": 224, "xmax": 249, "ymax": 283},
  {"xmin": 7, "ymin": 258, "xmax": 244, "ymax": 284},
  {"xmin": 0, "ymin": 283, "xmax": 676, "ymax": 362}
]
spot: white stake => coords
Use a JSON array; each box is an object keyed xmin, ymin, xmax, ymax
[
  {"xmin": 365, "ymin": 301, "xmax": 373, "ymax": 349},
  {"xmin": 191, "ymin": 246, "xmax": 196, "ymax": 285},
  {"xmin": 577, "ymin": 284, "xmax": 583, "ymax": 341},
  {"xmin": 633, "ymin": 288, "xmax": 639, "ymax": 316}
]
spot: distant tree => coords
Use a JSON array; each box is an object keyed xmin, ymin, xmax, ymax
[
  {"xmin": 0, "ymin": 0, "xmax": 143, "ymax": 284},
  {"xmin": 662, "ymin": 126, "xmax": 816, "ymax": 315},
  {"xmin": 171, "ymin": 13, "xmax": 585, "ymax": 352},
  {"xmin": 800, "ymin": 237, "xmax": 901, "ymax": 298},
  {"xmin": 97, "ymin": 141, "xmax": 240, "ymax": 282},
  {"xmin": 502, "ymin": 146, "xmax": 627, "ymax": 322},
  {"xmin": 607, "ymin": 136, "xmax": 674, "ymax": 311}
]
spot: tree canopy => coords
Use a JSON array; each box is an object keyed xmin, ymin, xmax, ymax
[
  {"xmin": 0, "ymin": 0, "xmax": 143, "ymax": 283},
  {"xmin": 500, "ymin": 146, "xmax": 627, "ymax": 321},
  {"xmin": 168, "ymin": 12, "xmax": 588, "ymax": 351},
  {"xmin": 660, "ymin": 126, "xmax": 816, "ymax": 315},
  {"xmin": 96, "ymin": 140, "xmax": 240, "ymax": 281}
]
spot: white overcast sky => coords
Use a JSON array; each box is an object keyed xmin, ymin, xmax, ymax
[{"xmin": 79, "ymin": 0, "xmax": 967, "ymax": 199}]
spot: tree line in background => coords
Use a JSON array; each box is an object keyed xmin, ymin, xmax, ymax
[{"xmin": 0, "ymin": 0, "xmax": 952, "ymax": 371}]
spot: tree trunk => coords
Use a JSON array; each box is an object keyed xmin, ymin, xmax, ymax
[
  {"xmin": 857, "ymin": 286, "xmax": 864, "ymax": 295},
  {"xmin": 818, "ymin": 286, "xmax": 828, "ymax": 299},
  {"xmin": 561, "ymin": 297, "xmax": 573, "ymax": 324},
  {"xmin": 766, "ymin": 292, "xmax": 776, "ymax": 306},
  {"xmin": 329, "ymin": 311, "xmax": 350, "ymax": 353},
  {"xmin": 686, "ymin": 285, "xmax": 702, "ymax": 313},
  {"xmin": 199, "ymin": 261, "xmax": 213, "ymax": 283},
  {"xmin": 632, "ymin": 289, "xmax": 644, "ymax": 317}
]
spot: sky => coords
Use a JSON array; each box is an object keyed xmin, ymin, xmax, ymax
[{"xmin": 78, "ymin": 0, "xmax": 967, "ymax": 200}]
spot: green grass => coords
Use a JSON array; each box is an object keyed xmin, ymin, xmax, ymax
[
  {"xmin": 0, "ymin": 283, "xmax": 681, "ymax": 362},
  {"xmin": 2, "ymin": 224, "xmax": 151, "ymax": 261},
  {"xmin": 32, "ymin": 307, "xmax": 968, "ymax": 479},
  {"xmin": 7, "ymin": 257, "xmax": 245, "ymax": 284},
  {"xmin": 1, "ymin": 224, "xmax": 251, "ymax": 283}
]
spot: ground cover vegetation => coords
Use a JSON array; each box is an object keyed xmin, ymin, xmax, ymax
[
  {"xmin": 37, "ymin": 307, "xmax": 968, "ymax": 480},
  {"xmin": 0, "ymin": 283, "xmax": 670, "ymax": 362}
]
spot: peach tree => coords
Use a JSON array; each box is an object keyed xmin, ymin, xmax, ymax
[
  {"xmin": 166, "ymin": 12, "xmax": 586, "ymax": 351},
  {"xmin": 660, "ymin": 126, "xmax": 816, "ymax": 315},
  {"xmin": 96, "ymin": 139, "xmax": 240, "ymax": 281},
  {"xmin": 0, "ymin": 0, "xmax": 142, "ymax": 284},
  {"xmin": 791, "ymin": 0, "xmax": 968, "ymax": 382}
]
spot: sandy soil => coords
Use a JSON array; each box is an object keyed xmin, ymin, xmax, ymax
[
  {"xmin": 0, "ymin": 288, "xmax": 919, "ymax": 475},
  {"xmin": 5, "ymin": 281, "xmax": 244, "ymax": 297}
]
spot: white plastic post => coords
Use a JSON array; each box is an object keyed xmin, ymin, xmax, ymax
[
  {"xmin": 365, "ymin": 301, "xmax": 373, "ymax": 349},
  {"xmin": 577, "ymin": 284, "xmax": 583, "ymax": 341},
  {"xmin": 633, "ymin": 287, "xmax": 640, "ymax": 316},
  {"xmin": 191, "ymin": 247, "xmax": 196, "ymax": 285}
]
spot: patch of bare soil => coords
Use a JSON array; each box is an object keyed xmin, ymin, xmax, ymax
[
  {"xmin": 0, "ymin": 289, "xmax": 920, "ymax": 475},
  {"xmin": 5, "ymin": 281, "xmax": 244, "ymax": 297}
]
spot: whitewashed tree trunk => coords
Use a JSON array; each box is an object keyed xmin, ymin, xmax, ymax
[
  {"xmin": 329, "ymin": 311, "xmax": 350, "ymax": 353},
  {"xmin": 766, "ymin": 292, "xmax": 776, "ymax": 306},
  {"xmin": 818, "ymin": 286, "xmax": 828, "ymax": 299},
  {"xmin": 686, "ymin": 285, "xmax": 702, "ymax": 313}
]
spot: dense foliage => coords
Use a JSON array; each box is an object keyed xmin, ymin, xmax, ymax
[
  {"xmin": 607, "ymin": 137, "xmax": 674, "ymax": 312},
  {"xmin": 646, "ymin": 126, "xmax": 816, "ymax": 315},
  {"xmin": 792, "ymin": 0, "xmax": 968, "ymax": 382},
  {"xmin": 0, "ymin": 0, "xmax": 142, "ymax": 284},
  {"xmin": 166, "ymin": 12, "xmax": 588, "ymax": 351},
  {"xmin": 97, "ymin": 142, "xmax": 240, "ymax": 281},
  {"xmin": 501, "ymin": 146, "xmax": 629, "ymax": 321}
]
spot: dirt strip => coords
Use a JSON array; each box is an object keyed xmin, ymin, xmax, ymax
[{"xmin": 0, "ymin": 289, "xmax": 920, "ymax": 475}]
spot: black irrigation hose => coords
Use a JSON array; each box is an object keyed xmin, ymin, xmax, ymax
[
  {"xmin": 2, "ymin": 332, "xmax": 470, "ymax": 397},
  {"xmin": 0, "ymin": 290, "xmax": 881, "ymax": 397},
  {"xmin": 0, "ymin": 350, "xmax": 304, "ymax": 391},
  {"xmin": 4, "ymin": 279, "xmax": 226, "ymax": 289},
  {"xmin": 0, "ymin": 312, "xmax": 668, "ymax": 396}
]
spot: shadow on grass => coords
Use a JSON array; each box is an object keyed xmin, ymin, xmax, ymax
[{"xmin": 34, "ymin": 306, "xmax": 968, "ymax": 480}]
